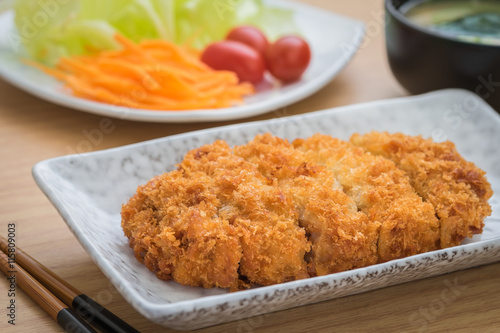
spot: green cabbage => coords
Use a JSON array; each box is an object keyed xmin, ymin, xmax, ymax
[{"xmin": 13, "ymin": 0, "xmax": 296, "ymax": 66}]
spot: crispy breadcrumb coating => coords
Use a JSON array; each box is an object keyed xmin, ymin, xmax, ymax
[
  {"xmin": 234, "ymin": 134, "xmax": 379, "ymax": 275},
  {"xmin": 294, "ymin": 134, "xmax": 440, "ymax": 262},
  {"xmin": 180, "ymin": 140, "xmax": 310, "ymax": 287},
  {"xmin": 350, "ymin": 131, "xmax": 493, "ymax": 247},
  {"xmin": 121, "ymin": 132, "xmax": 492, "ymax": 291},
  {"xmin": 121, "ymin": 169, "xmax": 243, "ymax": 290},
  {"xmin": 122, "ymin": 140, "xmax": 310, "ymax": 290}
]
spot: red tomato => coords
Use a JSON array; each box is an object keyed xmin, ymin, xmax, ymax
[
  {"xmin": 201, "ymin": 41, "xmax": 266, "ymax": 84},
  {"xmin": 226, "ymin": 26, "xmax": 269, "ymax": 56},
  {"xmin": 265, "ymin": 36, "xmax": 311, "ymax": 83}
]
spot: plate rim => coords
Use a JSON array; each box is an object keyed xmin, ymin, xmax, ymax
[{"xmin": 0, "ymin": 0, "xmax": 365, "ymax": 123}]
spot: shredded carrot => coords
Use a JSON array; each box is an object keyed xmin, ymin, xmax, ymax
[{"xmin": 28, "ymin": 34, "xmax": 254, "ymax": 111}]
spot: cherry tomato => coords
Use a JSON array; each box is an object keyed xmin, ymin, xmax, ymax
[
  {"xmin": 226, "ymin": 26, "xmax": 269, "ymax": 56},
  {"xmin": 201, "ymin": 41, "xmax": 265, "ymax": 84},
  {"xmin": 265, "ymin": 36, "xmax": 311, "ymax": 83}
]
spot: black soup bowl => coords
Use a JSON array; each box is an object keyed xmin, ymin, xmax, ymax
[{"xmin": 385, "ymin": 0, "xmax": 500, "ymax": 111}]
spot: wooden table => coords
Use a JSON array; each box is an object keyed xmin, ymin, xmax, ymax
[{"xmin": 1, "ymin": 1, "xmax": 499, "ymax": 332}]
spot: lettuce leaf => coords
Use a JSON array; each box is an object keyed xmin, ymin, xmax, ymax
[{"xmin": 14, "ymin": 0, "xmax": 296, "ymax": 66}]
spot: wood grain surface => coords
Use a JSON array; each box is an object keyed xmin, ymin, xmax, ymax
[{"xmin": 1, "ymin": 1, "xmax": 499, "ymax": 332}]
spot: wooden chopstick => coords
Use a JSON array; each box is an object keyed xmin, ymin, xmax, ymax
[
  {"xmin": 0, "ymin": 250, "xmax": 97, "ymax": 333},
  {"xmin": 0, "ymin": 235, "xmax": 139, "ymax": 333}
]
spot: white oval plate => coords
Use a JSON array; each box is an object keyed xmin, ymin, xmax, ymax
[
  {"xmin": 32, "ymin": 89, "xmax": 500, "ymax": 330},
  {"xmin": 0, "ymin": 0, "xmax": 364, "ymax": 123}
]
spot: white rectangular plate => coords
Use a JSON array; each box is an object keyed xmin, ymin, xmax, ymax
[{"xmin": 33, "ymin": 89, "xmax": 500, "ymax": 330}]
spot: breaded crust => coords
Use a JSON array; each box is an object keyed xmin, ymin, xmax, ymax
[
  {"xmin": 235, "ymin": 134, "xmax": 379, "ymax": 275},
  {"xmin": 121, "ymin": 169, "xmax": 243, "ymax": 290},
  {"xmin": 122, "ymin": 140, "xmax": 310, "ymax": 290},
  {"xmin": 294, "ymin": 134, "xmax": 440, "ymax": 262},
  {"xmin": 350, "ymin": 131, "xmax": 493, "ymax": 247}
]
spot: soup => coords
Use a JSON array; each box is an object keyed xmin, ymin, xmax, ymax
[{"xmin": 404, "ymin": 0, "xmax": 500, "ymax": 45}]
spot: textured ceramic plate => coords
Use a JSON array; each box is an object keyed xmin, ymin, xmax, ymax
[
  {"xmin": 0, "ymin": 1, "xmax": 363, "ymax": 123},
  {"xmin": 33, "ymin": 89, "xmax": 500, "ymax": 330}
]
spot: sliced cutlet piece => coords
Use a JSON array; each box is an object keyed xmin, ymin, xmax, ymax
[
  {"xmin": 122, "ymin": 140, "xmax": 310, "ymax": 291},
  {"xmin": 235, "ymin": 134, "xmax": 379, "ymax": 276},
  {"xmin": 350, "ymin": 131, "xmax": 493, "ymax": 248},
  {"xmin": 294, "ymin": 134, "xmax": 440, "ymax": 262},
  {"xmin": 121, "ymin": 168, "xmax": 243, "ymax": 290},
  {"xmin": 177, "ymin": 140, "xmax": 310, "ymax": 287}
]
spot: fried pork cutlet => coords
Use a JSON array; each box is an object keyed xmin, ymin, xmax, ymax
[
  {"xmin": 293, "ymin": 134, "xmax": 440, "ymax": 262},
  {"xmin": 179, "ymin": 140, "xmax": 310, "ymax": 287},
  {"xmin": 122, "ymin": 140, "xmax": 310, "ymax": 290},
  {"xmin": 121, "ymin": 167, "xmax": 243, "ymax": 290},
  {"xmin": 234, "ymin": 134, "xmax": 379, "ymax": 276},
  {"xmin": 350, "ymin": 131, "xmax": 493, "ymax": 247},
  {"xmin": 122, "ymin": 131, "xmax": 493, "ymax": 291}
]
